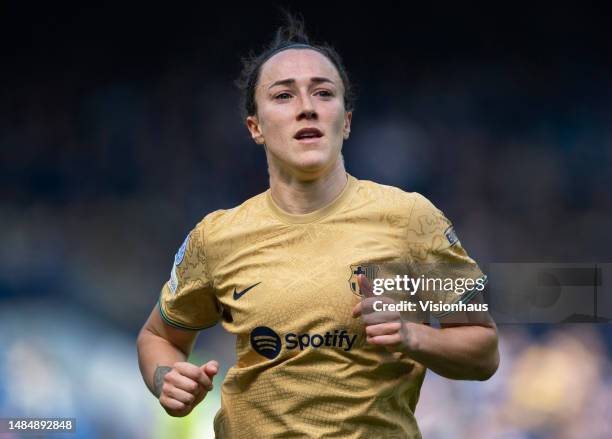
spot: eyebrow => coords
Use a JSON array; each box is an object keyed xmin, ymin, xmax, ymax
[{"xmin": 267, "ymin": 77, "xmax": 335, "ymax": 90}]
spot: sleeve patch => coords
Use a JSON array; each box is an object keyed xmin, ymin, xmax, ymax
[
  {"xmin": 168, "ymin": 264, "xmax": 178, "ymax": 294},
  {"xmin": 444, "ymin": 226, "xmax": 459, "ymax": 247},
  {"xmin": 174, "ymin": 233, "xmax": 190, "ymax": 266}
]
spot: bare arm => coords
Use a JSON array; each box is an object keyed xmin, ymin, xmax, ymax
[
  {"xmin": 353, "ymin": 275, "xmax": 499, "ymax": 381},
  {"xmin": 400, "ymin": 293, "xmax": 499, "ymax": 380},
  {"xmin": 136, "ymin": 304, "xmax": 219, "ymax": 416},
  {"xmin": 137, "ymin": 304, "xmax": 197, "ymax": 395}
]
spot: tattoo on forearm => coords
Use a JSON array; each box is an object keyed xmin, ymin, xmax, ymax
[{"xmin": 153, "ymin": 365, "xmax": 172, "ymax": 397}]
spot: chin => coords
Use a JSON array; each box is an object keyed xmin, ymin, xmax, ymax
[{"xmin": 294, "ymin": 150, "xmax": 333, "ymax": 172}]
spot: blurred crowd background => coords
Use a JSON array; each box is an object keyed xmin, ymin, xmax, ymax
[{"xmin": 1, "ymin": 3, "xmax": 610, "ymax": 438}]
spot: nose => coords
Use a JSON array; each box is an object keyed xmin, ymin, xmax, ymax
[{"xmin": 297, "ymin": 94, "xmax": 317, "ymax": 120}]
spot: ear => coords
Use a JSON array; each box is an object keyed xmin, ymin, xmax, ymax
[
  {"xmin": 343, "ymin": 111, "xmax": 353, "ymax": 140},
  {"xmin": 246, "ymin": 115, "xmax": 265, "ymax": 145}
]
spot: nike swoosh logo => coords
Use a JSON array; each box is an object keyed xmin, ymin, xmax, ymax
[{"xmin": 233, "ymin": 282, "xmax": 261, "ymax": 300}]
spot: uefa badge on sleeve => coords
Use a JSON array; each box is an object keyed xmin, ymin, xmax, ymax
[
  {"xmin": 444, "ymin": 226, "xmax": 459, "ymax": 247},
  {"xmin": 174, "ymin": 233, "xmax": 190, "ymax": 266},
  {"xmin": 168, "ymin": 265, "xmax": 178, "ymax": 294},
  {"xmin": 168, "ymin": 233, "xmax": 189, "ymax": 294}
]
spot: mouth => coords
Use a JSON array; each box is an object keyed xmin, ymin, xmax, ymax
[{"xmin": 294, "ymin": 127, "xmax": 324, "ymax": 143}]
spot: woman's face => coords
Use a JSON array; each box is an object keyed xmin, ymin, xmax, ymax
[{"xmin": 246, "ymin": 49, "xmax": 352, "ymax": 180}]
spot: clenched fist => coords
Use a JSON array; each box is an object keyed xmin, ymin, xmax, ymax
[
  {"xmin": 351, "ymin": 274, "xmax": 420, "ymax": 353},
  {"xmin": 155, "ymin": 360, "xmax": 220, "ymax": 417}
]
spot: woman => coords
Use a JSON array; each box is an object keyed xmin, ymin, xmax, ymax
[{"xmin": 137, "ymin": 14, "xmax": 499, "ymax": 439}]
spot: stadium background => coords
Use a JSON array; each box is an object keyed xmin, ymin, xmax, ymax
[{"xmin": 1, "ymin": 3, "xmax": 610, "ymax": 438}]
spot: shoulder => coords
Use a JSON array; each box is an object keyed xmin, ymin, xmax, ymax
[
  {"xmin": 408, "ymin": 192, "xmax": 448, "ymax": 225},
  {"xmin": 353, "ymin": 177, "xmax": 441, "ymax": 220},
  {"xmin": 193, "ymin": 190, "xmax": 269, "ymax": 238},
  {"xmin": 352, "ymin": 177, "xmax": 454, "ymax": 244}
]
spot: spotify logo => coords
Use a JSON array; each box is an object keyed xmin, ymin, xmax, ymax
[
  {"xmin": 250, "ymin": 326, "xmax": 282, "ymax": 359},
  {"xmin": 250, "ymin": 326, "xmax": 358, "ymax": 360}
]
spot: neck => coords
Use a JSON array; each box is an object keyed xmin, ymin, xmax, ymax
[{"xmin": 268, "ymin": 157, "xmax": 348, "ymax": 215}]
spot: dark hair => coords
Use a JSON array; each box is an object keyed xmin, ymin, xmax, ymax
[{"xmin": 235, "ymin": 10, "xmax": 356, "ymax": 121}]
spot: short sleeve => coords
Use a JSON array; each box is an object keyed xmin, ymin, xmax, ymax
[
  {"xmin": 158, "ymin": 221, "xmax": 221, "ymax": 330},
  {"xmin": 406, "ymin": 193, "xmax": 487, "ymax": 318}
]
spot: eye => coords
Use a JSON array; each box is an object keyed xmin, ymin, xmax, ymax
[
  {"xmin": 274, "ymin": 92, "xmax": 292, "ymax": 100},
  {"xmin": 316, "ymin": 90, "xmax": 333, "ymax": 97}
]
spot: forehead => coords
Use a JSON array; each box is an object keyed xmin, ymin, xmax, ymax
[{"xmin": 258, "ymin": 48, "xmax": 342, "ymax": 89}]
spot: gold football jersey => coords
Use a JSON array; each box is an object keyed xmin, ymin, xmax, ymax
[{"xmin": 159, "ymin": 173, "xmax": 485, "ymax": 439}]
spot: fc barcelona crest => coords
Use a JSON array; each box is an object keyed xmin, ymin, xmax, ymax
[{"xmin": 348, "ymin": 264, "xmax": 379, "ymax": 296}]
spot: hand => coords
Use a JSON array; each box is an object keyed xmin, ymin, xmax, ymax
[
  {"xmin": 158, "ymin": 360, "xmax": 219, "ymax": 417},
  {"xmin": 351, "ymin": 274, "xmax": 419, "ymax": 353}
]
